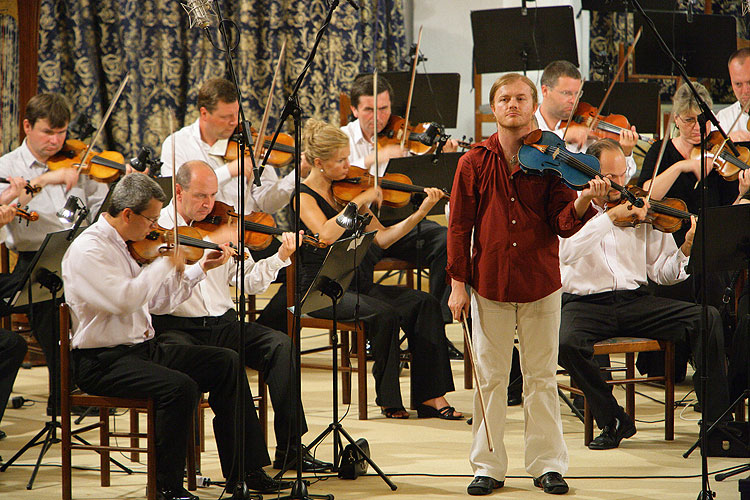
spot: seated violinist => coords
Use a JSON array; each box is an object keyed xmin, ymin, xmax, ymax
[
  {"xmin": 160, "ymin": 77, "xmax": 302, "ymax": 216},
  {"xmin": 716, "ymin": 48, "xmax": 750, "ymax": 142},
  {"xmin": 535, "ymin": 60, "xmax": 638, "ymax": 182},
  {"xmin": 340, "ymin": 74, "xmax": 457, "ymax": 326},
  {"xmin": 557, "ymin": 138, "xmax": 731, "ymax": 450},
  {"xmin": 150, "ymin": 160, "xmax": 332, "ymax": 474},
  {"xmin": 299, "ymin": 118, "xmax": 462, "ymax": 420},
  {"xmin": 0, "ymin": 93, "xmax": 108, "ymax": 416}
]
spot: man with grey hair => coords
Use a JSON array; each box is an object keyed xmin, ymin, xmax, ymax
[{"xmin": 62, "ymin": 173, "xmax": 291, "ymax": 500}]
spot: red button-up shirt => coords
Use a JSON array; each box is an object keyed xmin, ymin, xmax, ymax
[{"xmin": 447, "ymin": 133, "xmax": 595, "ymax": 303}]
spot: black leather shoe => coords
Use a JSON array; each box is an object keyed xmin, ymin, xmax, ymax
[
  {"xmin": 588, "ymin": 413, "xmax": 637, "ymax": 450},
  {"xmin": 156, "ymin": 485, "xmax": 199, "ymax": 500},
  {"xmin": 507, "ymin": 391, "xmax": 523, "ymax": 407},
  {"xmin": 467, "ymin": 475, "xmax": 504, "ymax": 495},
  {"xmin": 0, "ymin": 430, "xmax": 6, "ymax": 440},
  {"xmin": 447, "ymin": 340, "xmax": 464, "ymax": 360},
  {"xmin": 245, "ymin": 467, "xmax": 294, "ymax": 493},
  {"xmin": 273, "ymin": 444, "xmax": 333, "ymax": 472},
  {"xmin": 533, "ymin": 471, "xmax": 568, "ymax": 494}
]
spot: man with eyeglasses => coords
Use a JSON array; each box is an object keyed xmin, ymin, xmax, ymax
[
  {"xmin": 535, "ymin": 60, "xmax": 639, "ymax": 182},
  {"xmin": 716, "ymin": 48, "xmax": 750, "ymax": 143}
]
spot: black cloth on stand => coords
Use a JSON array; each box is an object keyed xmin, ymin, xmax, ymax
[
  {"xmin": 0, "ymin": 329, "xmax": 27, "ymax": 425},
  {"xmin": 72, "ymin": 339, "xmax": 268, "ymax": 490},
  {"xmin": 151, "ymin": 310, "xmax": 305, "ymax": 449}
]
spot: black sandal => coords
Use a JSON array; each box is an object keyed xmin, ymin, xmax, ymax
[
  {"xmin": 416, "ymin": 404, "xmax": 463, "ymax": 420},
  {"xmin": 381, "ymin": 407, "xmax": 410, "ymax": 419}
]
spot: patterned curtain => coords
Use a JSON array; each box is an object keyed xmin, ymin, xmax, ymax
[
  {"xmin": 37, "ymin": 0, "xmax": 408, "ymax": 160},
  {"xmin": 0, "ymin": 7, "xmax": 19, "ymax": 155},
  {"xmin": 589, "ymin": 1, "xmax": 749, "ymax": 104}
]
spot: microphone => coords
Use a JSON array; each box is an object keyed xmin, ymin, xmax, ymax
[
  {"xmin": 182, "ymin": 0, "xmax": 215, "ymax": 29},
  {"xmin": 345, "ymin": 0, "xmax": 360, "ymax": 10}
]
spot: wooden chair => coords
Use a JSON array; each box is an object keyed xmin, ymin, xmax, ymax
[
  {"xmin": 286, "ymin": 259, "xmax": 369, "ymax": 419},
  {"xmin": 60, "ymin": 303, "xmax": 200, "ymax": 499},
  {"xmin": 558, "ymin": 337, "xmax": 675, "ymax": 446}
]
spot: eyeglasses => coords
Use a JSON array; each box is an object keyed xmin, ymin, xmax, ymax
[
  {"xmin": 550, "ymin": 87, "xmax": 580, "ymax": 99},
  {"xmin": 677, "ymin": 115, "xmax": 699, "ymax": 127},
  {"xmin": 133, "ymin": 212, "xmax": 160, "ymax": 226}
]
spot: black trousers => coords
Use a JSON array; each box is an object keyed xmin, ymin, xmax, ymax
[
  {"xmin": 309, "ymin": 284, "xmax": 455, "ymax": 409},
  {"xmin": 72, "ymin": 339, "xmax": 268, "ymax": 490},
  {"xmin": 12, "ymin": 252, "xmax": 60, "ymax": 414},
  {"xmin": 0, "ymin": 329, "xmax": 27, "ymax": 424},
  {"xmin": 558, "ymin": 288, "xmax": 730, "ymax": 427},
  {"xmin": 376, "ymin": 219, "xmax": 451, "ymax": 322},
  {"xmin": 151, "ymin": 310, "xmax": 305, "ymax": 449}
]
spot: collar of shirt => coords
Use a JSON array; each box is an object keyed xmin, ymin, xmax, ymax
[
  {"xmin": 474, "ymin": 133, "xmax": 523, "ymax": 176},
  {"xmin": 534, "ymin": 107, "xmax": 561, "ymax": 132},
  {"xmin": 18, "ymin": 140, "xmax": 48, "ymax": 171}
]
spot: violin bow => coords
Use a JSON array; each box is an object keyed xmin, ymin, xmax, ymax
[
  {"xmin": 255, "ymin": 40, "xmax": 286, "ymax": 167},
  {"xmin": 169, "ymin": 113, "xmax": 180, "ymax": 256},
  {"xmin": 587, "ymin": 28, "xmax": 642, "ymax": 138},
  {"xmin": 715, "ymin": 96, "xmax": 750, "ymax": 160},
  {"xmin": 76, "ymin": 74, "xmax": 131, "ymax": 176},
  {"xmin": 561, "ymin": 85, "xmax": 584, "ymax": 144},
  {"xmin": 460, "ymin": 311, "xmax": 493, "ymax": 452},
  {"xmin": 399, "ymin": 25, "xmax": 423, "ymax": 150},
  {"xmin": 645, "ymin": 110, "xmax": 676, "ymax": 203},
  {"xmin": 373, "ymin": 70, "xmax": 379, "ymax": 192}
]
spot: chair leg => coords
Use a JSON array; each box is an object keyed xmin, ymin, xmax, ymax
[
  {"xmin": 665, "ymin": 342, "xmax": 675, "ymax": 440},
  {"xmin": 584, "ymin": 397, "xmax": 594, "ymax": 446},
  {"xmin": 341, "ymin": 330, "xmax": 352, "ymax": 405},
  {"xmin": 147, "ymin": 403, "xmax": 157, "ymax": 500},
  {"xmin": 130, "ymin": 409, "xmax": 140, "ymax": 462},
  {"xmin": 186, "ymin": 413, "xmax": 197, "ymax": 491},
  {"xmin": 625, "ymin": 352, "xmax": 635, "ymax": 420},
  {"xmin": 101, "ymin": 407, "xmax": 110, "ymax": 487},
  {"xmin": 258, "ymin": 374, "xmax": 268, "ymax": 444},
  {"xmin": 61, "ymin": 401, "xmax": 72, "ymax": 500}
]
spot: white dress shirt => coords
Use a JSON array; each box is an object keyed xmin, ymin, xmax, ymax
[
  {"xmin": 62, "ymin": 216, "xmax": 206, "ymax": 349},
  {"xmin": 160, "ymin": 119, "xmax": 295, "ymax": 214},
  {"xmin": 0, "ymin": 140, "xmax": 108, "ymax": 251},
  {"xmin": 341, "ymin": 119, "xmax": 391, "ymax": 176},
  {"xmin": 154, "ymin": 202, "xmax": 289, "ymax": 317},
  {"xmin": 534, "ymin": 106, "xmax": 637, "ymax": 182},
  {"xmin": 559, "ymin": 203, "xmax": 689, "ymax": 296},
  {"xmin": 715, "ymin": 101, "xmax": 748, "ymax": 136}
]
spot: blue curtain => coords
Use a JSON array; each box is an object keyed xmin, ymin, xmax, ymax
[
  {"xmin": 0, "ymin": 10, "xmax": 19, "ymax": 155},
  {"xmin": 37, "ymin": 0, "xmax": 408, "ymax": 158}
]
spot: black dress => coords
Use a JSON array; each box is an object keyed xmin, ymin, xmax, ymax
[{"xmin": 295, "ymin": 184, "xmax": 455, "ymax": 410}]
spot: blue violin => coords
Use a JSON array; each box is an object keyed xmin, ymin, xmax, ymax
[{"xmin": 518, "ymin": 129, "xmax": 643, "ymax": 207}]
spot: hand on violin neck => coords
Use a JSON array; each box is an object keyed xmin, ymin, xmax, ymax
[
  {"xmin": 417, "ymin": 188, "xmax": 443, "ymax": 216},
  {"xmin": 201, "ymin": 242, "xmax": 234, "ymax": 272},
  {"xmin": 618, "ymin": 126, "xmax": 638, "ymax": 156},
  {"xmin": 607, "ymin": 197, "xmax": 649, "ymax": 224},
  {"xmin": 575, "ymin": 177, "xmax": 610, "ymax": 218},
  {"xmin": 737, "ymin": 170, "xmax": 750, "ymax": 201},
  {"xmin": 680, "ymin": 216, "xmax": 698, "ymax": 256},
  {"xmin": 277, "ymin": 231, "xmax": 302, "ymax": 262}
]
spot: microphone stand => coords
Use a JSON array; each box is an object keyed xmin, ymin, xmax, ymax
[
  {"xmin": 260, "ymin": 2, "xmax": 352, "ymax": 499},
  {"xmin": 629, "ymin": 2, "xmax": 736, "ymax": 499},
  {"xmin": 198, "ymin": 2, "xmax": 260, "ymax": 498}
]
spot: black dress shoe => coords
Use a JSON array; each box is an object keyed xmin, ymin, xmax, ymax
[
  {"xmin": 507, "ymin": 392, "xmax": 523, "ymax": 407},
  {"xmin": 156, "ymin": 485, "xmax": 199, "ymax": 500},
  {"xmin": 0, "ymin": 429, "xmax": 6, "ymax": 440},
  {"xmin": 273, "ymin": 444, "xmax": 333, "ymax": 472},
  {"xmin": 467, "ymin": 475, "xmax": 503, "ymax": 495},
  {"xmin": 588, "ymin": 413, "xmax": 637, "ymax": 450},
  {"xmin": 245, "ymin": 467, "xmax": 294, "ymax": 493},
  {"xmin": 447, "ymin": 339, "xmax": 464, "ymax": 360},
  {"xmin": 533, "ymin": 471, "xmax": 568, "ymax": 494}
]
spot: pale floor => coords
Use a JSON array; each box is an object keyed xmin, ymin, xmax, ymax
[{"xmin": 0, "ymin": 293, "xmax": 748, "ymax": 499}]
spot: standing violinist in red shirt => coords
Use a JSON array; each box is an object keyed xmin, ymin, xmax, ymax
[{"xmin": 447, "ymin": 73, "xmax": 605, "ymax": 496}]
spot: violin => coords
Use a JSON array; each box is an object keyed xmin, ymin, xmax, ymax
[
  {"xmin": 607, "ymin": 185, "xmax": 694, "ymax": 233},
  {"xmin": 560, "ymin": 102, "xmax": 654, "ymax": 145},
  {"xmin": 47, "ymin": 139, "xmax": 126, "ymax": 183},
  {"xmin": 692, "ymin": 130, "xmax": 750, "ymax": 181},
  {"xmin": 331, "ymin": 165, "xmax": 450, "ymax": 208},
  {"xmin": 224, "ymin": 129, "xmax": 296, "ymax": 168},
  {"xmin": 377, "ymin": 116, "xmax": 470, "ymax": 156},
  {"xmin": 194, "ymin": 201, "xmax": 326, "ymax": 251},
  {"xmin": 0, "ymin": 177, "xmax": 42, "ymax": 197},
  {"xmin": 14, "ymin": 207, "xmax": 38, "ymax": 223},
  {"xmin": 518, "ymin": 129, "xmax": 643, "ymax": 207},
  {"xmin": 127, "ymin": 224, "xmax": 238, "ymax": 265}
]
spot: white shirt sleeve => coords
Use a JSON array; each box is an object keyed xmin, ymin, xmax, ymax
[
  {"xmin": 231, "ymin": 252, "xmax": 289, "ymax": 295},
  {"xmin": 251, "ymin": 166, "xmax": 294, "ymax": 213}
]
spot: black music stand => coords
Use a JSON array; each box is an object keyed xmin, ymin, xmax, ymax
[
  {"xmin": 0, "ymin": 228, "xmax": 131, "ymax": 488},
  {"xmin": 581, "ymin": 0, "xmax": 674, "ymax": 12},
  {"xmin": 683, "ymin": 205, "xmax": 750, "ymax": 474},
  {"xmin": 581, "ymin": 81, "xmax": 661, "ymax": 135},
  {"xmin": 379, "ymin": 152, "xmax": 459, "ymax": 293},
  {"xmin": 290, "ymin": 233, "xmax": 396, "ymax": 491},
  {"xmin": 355, "ymin": 72, "xmax": 461, "ymax": 127},
  {"xmin": 470, "ymin": 6, "xmax": 578, "ymax": 75},
  {"xmin": 634, "ymin": 12, "xmax": 736, "ymax": 79}
]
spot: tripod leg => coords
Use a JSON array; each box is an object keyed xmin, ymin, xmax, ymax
[
  {"xmin": 336, "ymin": 425, "xmax": 397, "ymax": 491},
  {"xmin": 71, "ymin": 434, "xmax": 134, "ymax": 474},
  {"xmin": 26, "ymin": 422, "xmax": 58, "ymax": 489},
  {"xmin": 0, "ymin": 421, "xmax": 51, "ymax": 470},
  {"xmin": 558, "ymin": 388, "xmax": 584, "ymax": 423}
]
